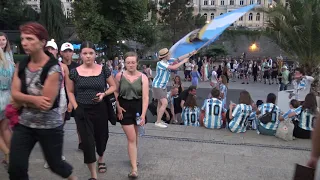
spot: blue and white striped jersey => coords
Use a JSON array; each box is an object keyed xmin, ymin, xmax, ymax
[
  {"xmin": 152, "ymin": 60, "xmax": 171, "ymax": 89},
  {"xmin": 293, "ymin": 106, "xmax": 316, "ymax": 131},
  {"xmin": 281, "ymin": 109, "xmax": 295, "ymax": 120},
  {"xmin": 219, "ymin": 84, "xmax": 227, "ymax": 108},
  {"xmin": 181, "ymin": 107, "xmax": 200, "ymax": 127},
  {"xmin": 258, "ymin": 103, "xmax": 281, "ymax": 131},
  {"xmin": 201, "ymin": 98, "xmax": 226, "ymax": 129},
  {"xmin": 166, "ymin": 92, "xmax": 174, "ymax": 105},
  {"xmin": 229, "ymin": 104, "xmax": 252, "ymax": 133}
]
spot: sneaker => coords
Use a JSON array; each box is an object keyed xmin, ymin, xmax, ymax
[
  {"xmin": 44, "ymin": 162, "xmax": 49, "ymax": 169},
  {"xmin": 161, "ymin": 121, "xmax": 168, "ymax": 125},
  {"xmin": 155, "ymin": 122, "xmax": 167, "ymax": 128}
]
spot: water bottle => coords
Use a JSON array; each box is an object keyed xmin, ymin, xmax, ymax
[{"xmin": 136, "ymin": 113, "xmax": 145, "ymax": 136}]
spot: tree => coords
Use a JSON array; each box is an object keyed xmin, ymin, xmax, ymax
[
  {"xmin": 72, "ymin": 0, "xmax": 106, "ymax": 43},
  {"xmin": 0, "ymin": 0, "xmax": 38, "ymax": 30},
  {"xmin": 157, "ymin": 0, "xmax": 206, "ymax": 45},
  {"xmin": 265, "ymin": 0, "xmax": 320, "ymax": 94},
  {"xmin": 199, "ymin": 45, "xmax": 228, "ymax": 61},
  {"xmin": 39, "ymin": 0, "xmax": 66, "ymax": 41}
]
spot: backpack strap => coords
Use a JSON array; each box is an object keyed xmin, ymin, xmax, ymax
[{"xmin": 18, "ymin": 51, "xmax": 60, "ymax": 110}]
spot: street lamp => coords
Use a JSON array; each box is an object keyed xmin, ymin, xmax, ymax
[
  {"xmin": 249, "ymin": 43, "xmax": 257, "ymax": 51},
  {"xmin": 205, "ymin": 20, "xmax": 210, "ymax": 24},
  {"xmin": 122, "ymin": 40, "xmax": 125, "ymax": 44}
]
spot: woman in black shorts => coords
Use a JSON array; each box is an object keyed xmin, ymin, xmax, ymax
[
  {"xmin": 115, "ymin": 52, "xmax": 149, "ymax": 178},
  {"xmin": 271, "ymin": 62, "xmax": 278, "ymax": 84}
]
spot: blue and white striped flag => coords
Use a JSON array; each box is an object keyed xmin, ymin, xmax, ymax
[{"xmin": 170, "ymin": 4, "xmax": 257, "ymax": 59}]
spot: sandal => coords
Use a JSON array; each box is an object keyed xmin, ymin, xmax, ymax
[
  {"xmin": 128, "ymin": 171, "xmax": 138, "ymax": 179},
  {"xmin": 88, "ymin": 178, "xmax": 96, "ymax": 180},
  {"xmin": 98, "ymin": 163, "xmax": 107, "ymax": 173}
]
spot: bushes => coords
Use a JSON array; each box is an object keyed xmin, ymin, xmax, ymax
[{"xmin": 13, "ymin": 54, "xmax": 28, "ymax": 63}]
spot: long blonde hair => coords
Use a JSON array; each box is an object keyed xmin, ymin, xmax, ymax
[{"xmin": 0, "ymin": 48, "xmax": 8, "ymax": 68}]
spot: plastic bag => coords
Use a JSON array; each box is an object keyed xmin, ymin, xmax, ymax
[{"xmin": 275, "ymin": 120, "xmax": 294, "ymax": 141}]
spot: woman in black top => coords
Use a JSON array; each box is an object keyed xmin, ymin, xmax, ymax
[
  {"xmin": 271, "ymin": 62, "xmax": 278, "ymax": 84},
  {"xmin": 67, "ymin": 41, "xmax": 116, "ymax": 180}
]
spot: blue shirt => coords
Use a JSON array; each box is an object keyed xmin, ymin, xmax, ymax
[
  {"xmin": 258, "ymin": 103, "xmax": 281, "ymax": 131},
  {"xmin": 229, "ymin": 104, "xmax": 252, "ymax": 133},
  {"xmin": 201, "ymin": 98, "xmax": 226, "ymax": 129},
  {"xmin": 152, "ymin": 60, "xmax": 171, "ymax": 89},
  {"xmin": 181, "ymin": 107, "xmax": 200, "ymax": 127}
]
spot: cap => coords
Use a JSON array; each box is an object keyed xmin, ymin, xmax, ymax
[
  {"xmin": 61, "ymin": 42, "xmax": 74, "ymax": 51},
  {"xmin": 46, "ymin": 40, "xmax": 58, "ymax": 50}
]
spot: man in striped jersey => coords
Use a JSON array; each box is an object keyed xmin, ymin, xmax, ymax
[
  {"xmin": 200, "ymin": 88, "xmax": 226, "ymax": 129},
  {"xmin": 256, "ymin": 93, "xmax": 282, "ymax": 136},
  {"xmin": 289, "ymin": 68, "xmax": 314, "ymax": 104},
  {"xmin": 152, "ymin": 48, "xmax": 194, "ymax": 128}
]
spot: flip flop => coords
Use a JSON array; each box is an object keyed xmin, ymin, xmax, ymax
[
  {"xmin": 98, "ymin": 162, "xmax": 107, "ymax": 173},
  {"xmin": 128, "ymin": 171, "xmax": 138, "ymax": 179}
]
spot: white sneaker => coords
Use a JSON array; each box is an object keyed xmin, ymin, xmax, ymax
[
  {"xmin": 161, "ymin": 121, "xmax": 168, "ymax": 125},
  {"xmin": 155, "ymin": 122, "xmax": 167, "ymax": 128},
  {"xmin": 44, "ymin": 162, "xmax": 49, "ymax": 169},
  {"xmin": 44, "ymin": 156, "xmax": 66, "ymax": 169}
]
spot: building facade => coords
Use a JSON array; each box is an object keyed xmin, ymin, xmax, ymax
[
  {"xmin": 25, "ymin": 0, "xmax": 73, "ymax": 19},
  {"xmin": 194, "ymin": 0, "xmax": 273, "ymax": 29}
]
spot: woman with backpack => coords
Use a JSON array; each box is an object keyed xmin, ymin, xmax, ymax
[{"xmin": 8, "ymin": 22, "xmax": 77, "ymax": 180}]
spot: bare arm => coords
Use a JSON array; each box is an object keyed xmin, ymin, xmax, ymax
[
  {"xmin": 66, "ymin": 74, "xmax": 78, "ymax": 109},
  {"xmin": 167, "ymin": 58, "xmax": 189, "ymax": 70},
  {"xmin": 180, "ymin": 100, "xmax": 185, "ymax": 109},
  {"xmin": 141, "ymin": 74, "xmax": 149, "ymax": 120},
  {"xmin": 170, "ymin": 102, "xmax": 175, "ymax": 120},
  {"xmin": 114, "ymin": 72, "xmax": 122, "ymax": 110},
  {"xmin": 311, "ymin": 115, "xmax": 320, "ymax": 159},
  {"xmin": 42, "ymin": 72, "xmax": 61, "ymax": 106},
  {"xmin": 104, "ymin": 75, "xmax": 116, "ymax": 96}
]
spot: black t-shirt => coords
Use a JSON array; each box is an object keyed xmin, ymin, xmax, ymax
[
  {"xmin": 67, "ymin": 61, "xmax": 80, "ymax": 71},
  {"xmin": 179, "ymin": 89, "xmax": 189, "ymax": 102}
]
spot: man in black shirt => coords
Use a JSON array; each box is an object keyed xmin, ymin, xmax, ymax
[{"xmin": 179, "ymin": 85, "xmax": 197, "ymax": 108}]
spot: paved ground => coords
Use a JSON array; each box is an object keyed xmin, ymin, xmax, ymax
[{"xmin": 0, "ymin": 71, "xmax": 308, "ymax": 180}]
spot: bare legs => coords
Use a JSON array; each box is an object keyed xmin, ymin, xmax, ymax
[
  {"xmin": 0, "ymin": 119, "xmax": 11, "ymax": 163},
  {"xmin": 122, "ymin": 125, "xmax": 139, "ymax": 174},
  {"xmin": 156, "ymin": 98, "xmax": 168, "ymax": 124}
]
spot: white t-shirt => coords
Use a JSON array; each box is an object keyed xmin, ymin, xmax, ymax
[
  {"xmin": 211, "ymin": 71, "xmax": 218, "ymax": 83},
  {"xmin": 185, "ymin": 62, "xmax": 193, "ymax": 71}
]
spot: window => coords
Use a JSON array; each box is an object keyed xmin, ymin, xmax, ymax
[
  {"xmin": 250, "ymin": 0, "xmax": 254, "ymax": 4},
  {"xmin": 221, "ymin": 0, "xmax": 224, "ymax": 5},
  {"xmin": 240, "ymin": 0, "xmax": 244, "ymax": 5},
  {"xmin": 211, "ymin": 0, "xmax": 215, "ymax": 5},
  {"xmin": 204, "ymin": 0, "xmax": 208, "ymax": 5},
  {"xmin": 256, "ymin": 13, "xmax": 260, "ymax": 21},
  {"xmin": 257, "ymin": 0, "xmax": 261, "ymax": 4},
  {"xmin": 239, "ymin": 16, "xmax": 243, "ymax": 21},
  {"xmin": 230, "ymin": 0, "xmax": 234, "ymax": 5},
  {"xmin": 220, "ymin": 13, "xmax": 223, "ymax": 15},
  {"xmin": 211, "ymin": 13, "xmax": 214, "ymax": 19},
  {"xmin": 249, "ymin": 13, "xmax": 253, "ymax": 21},
  {"xmin": 204, "ymin": 13, "xmax": 207, "ymax": 19}
]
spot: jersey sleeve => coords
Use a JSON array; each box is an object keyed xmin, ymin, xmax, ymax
[
  {"xmin": 158, "ymin": 61, "xmax": 169, "ymax": 70},
  {"xmin": 232, "ymin": 104, "xmax": 241, "ymax": 117},
  {"xmin": 294, "ymin": 106, "xmax": 302, "ymax": 115},
  {"xmin": 282, "ymin": 109, "xmax": 293, "ymax": 119}
]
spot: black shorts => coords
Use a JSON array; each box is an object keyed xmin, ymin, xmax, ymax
[
  {"xmin": 263, "ymin": 71, "xmax": 270, "ymax": 79},
  {"xmin": 271, "ymin": 71, "xmax": 278, "ymax": 79},
  {"xmin": 118, "ymin": 97, "xmax": 146, "ymax": 125}
]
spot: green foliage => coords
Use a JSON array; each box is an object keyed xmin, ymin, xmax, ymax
[
  {"xmin": 72, "ymin": 0, "xmax": 106, "ymax": 43},
  {"xmin": 265, "ymin": 0, "xmax": 320, "ymax": 93},
  {"xmin": 0, "ymin": 0, "xmax": 38, "ymax": 30},
  {"xmin": 39, "ymin": 0, "xmax": 66, "ymax": 41},
  {"xmin": 199, "ymin": 45, "xmax": 228, "ymax": 60},
  {"xmin": 158, "ymin": 0, "xmax": 206, "ymax": 45}
]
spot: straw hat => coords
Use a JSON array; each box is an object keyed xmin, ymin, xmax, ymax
[{"xmin": 158, "ymin": 48, "xmax": 170, "ymax": 59}]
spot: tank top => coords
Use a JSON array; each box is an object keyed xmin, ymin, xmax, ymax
[{"xmin": 119, "ymin": 75, "xmax": 142, "ymax": 100}]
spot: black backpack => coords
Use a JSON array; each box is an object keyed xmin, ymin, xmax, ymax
[{"xmin": 18, "ymin": 51, "xmax": 60, "ymax": 110}]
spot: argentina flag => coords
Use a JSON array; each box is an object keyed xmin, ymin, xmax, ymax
[{"xmin": 169, "ymin": 4, "xmax": 257, "ymax": 59}]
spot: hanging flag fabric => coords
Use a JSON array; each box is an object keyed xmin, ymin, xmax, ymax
[{"xmin": 170, "ymin": 4, "xmax": 257, "ymax": 59}]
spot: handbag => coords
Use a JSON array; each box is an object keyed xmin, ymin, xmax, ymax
[
  {"xmin": 293, "ymin": 164, "xmax": 315, "ymax": 180},
  {"xmin": 102, "ymin": 65, "xmax": 117, "ymax": 126},
  {"xmin": 259, "ymin": 104, "xmax": 276, "ymax": 124},
  {"xmin": 275, "ymin": 120, "xmax": 294, "ymax": 141}
]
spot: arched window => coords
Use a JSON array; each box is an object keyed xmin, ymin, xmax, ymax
[
  {"xmin": 220, "ymin": 13, "xmax": 223, "ymax": 15},
  {"xmin": 239, "ymin": 16, "xmax": 243, "ymax": 21},
  {"xmin": 256, "ymin": 13, "xmax": 260, "ymax": 21},
  {"xmin": 211, "ymin": 13, "xmax": 214, "ymax": 19},
  {"xmin": 257, "ymin": 0, "xmax": 261, "ymax": 4},
  {"xmin": 249, "ymin": 13, "xmax": 253, "ymax": 21},
  {"xmin": 204, "ymin": 13, "xmax": 207, "ymax": 20}
]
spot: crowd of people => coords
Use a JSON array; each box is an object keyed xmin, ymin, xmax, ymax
[{"xmin": 0, "ymin": 21, "xmax": 318, "ymax": 179}]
